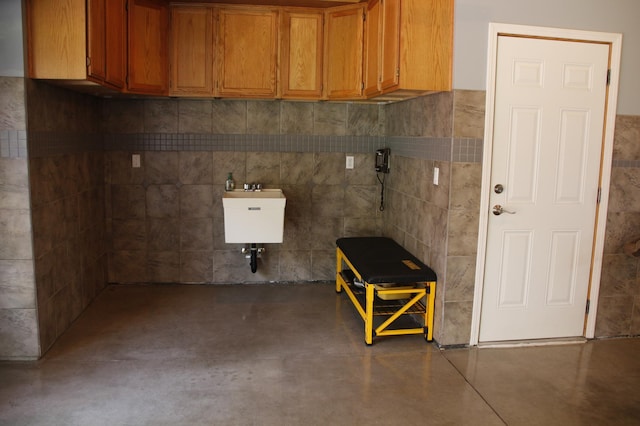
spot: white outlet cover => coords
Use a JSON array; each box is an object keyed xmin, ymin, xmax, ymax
[
  {"xmin": 433, "ymin": 167, "xmax": 439, "ymax": 185},
  {"xmin": 346, "ymin": 155, "xmax": 354, "ymax": 169},
  {"xmin": 132, "ymin": 154, "xmax": 141, "ymax": 168}
]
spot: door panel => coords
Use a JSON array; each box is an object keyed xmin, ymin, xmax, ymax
[{"xmin": 480, "ymin": 36, "xmax": 610, "ymax": 342}]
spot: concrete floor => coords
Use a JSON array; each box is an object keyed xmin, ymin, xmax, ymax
[{"xmin": 1, "ymin": 283, "xmax": 639, "ymax": 426}]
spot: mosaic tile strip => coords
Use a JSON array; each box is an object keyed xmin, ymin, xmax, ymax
[
  {"xmin": 386, "ymin": 136, "xmax": 453, "ymax": 162},
  {"xmin": 103, "ymin": 133, "xmax": 387, "ymax": 153},
  {"xmin": 612, "ymin": 159, "xmax": 640, "ymax": 168},
  {"xmin": 28, "ymin": 132, "xmax": 103, "ymax": 158},
  {"xmin": 0, "ymin": 130, "xmax": 27, "ymax": 158},
  {"xmin": 452, "ymin": 138, "xmax": 484, "ymax": 163}
]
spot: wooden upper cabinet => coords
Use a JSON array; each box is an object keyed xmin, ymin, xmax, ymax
[
  {"xmin": 27, "ymin": 0, "xmax": 87, "ymax": 80},
  {"xmin": 280, "ymin": 9, "xmax": 324, "ymax": 99},
  {"xmin": 128, "ymin": 0, "xmax": 169, "ymax": 95},
  {"xmin": 379, "ymin": 0, "xmax": 400, "ymax": 91},
  {"xmin": 104, "ymin": 0, "xmax": 127, "ymax": 89},
  {"xmin": 88, "ymin": 0, "xmax": 126, "ymax": 89},
  {"xmin": 216, "ymin": 7, "xmax": 279, "ymax": 98},
  {"xmin": 375, "ymin": 0, "xmax": 453, "ymax": 98},
  {"xmin": 363, "ymin": 0, "xmax": 381, "ymax": 97},
  {"xmin": 324, "ymin": 4, "xmax": 365, "ymax": 100},
  {"xmin": 87, "ymin": 0, "xmax": 106, "ymax": 81},
  {"xmin": 169, "ymin": 5, "xmax": 215, "ymax": 96}
]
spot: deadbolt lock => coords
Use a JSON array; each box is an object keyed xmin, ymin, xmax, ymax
[{"xmin": 494, "ymin": 184, "xmax": 504, "ymax": 194}]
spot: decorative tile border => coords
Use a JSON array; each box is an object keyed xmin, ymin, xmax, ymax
[
  {"xmin": 26, "ymin": 131, "xmax": 488, "ymax": 163},
  {"xmin": 612, "ymin": 159, "xmax": 640, "ymax": 168},
  {"xmin": 103, "ymin": 133, "xmax": 387, "ymax": 153},
  {"xmin": 387, "ymin": 136, "xmax": 484, "ymax": 163},
  {"xmin": 28, "ymin": 132, "xmax": 103, "ymax": 158},
  {"xmin": 0, "ymin": 130, "xmax": 27, "ymax": 158}
]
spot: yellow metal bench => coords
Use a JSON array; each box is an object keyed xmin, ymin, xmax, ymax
[{"xmin": 335, "ymin": 237, "xmax": 437, "ymax": 345}]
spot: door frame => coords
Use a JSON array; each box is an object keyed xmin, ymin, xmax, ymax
[{"xmin": 470, "ymin": 23, "xmax": 622, "ymax": 346}]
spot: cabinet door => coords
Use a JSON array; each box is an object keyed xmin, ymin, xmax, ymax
[
  {"xmin": 324, "ymin": 4, "xmax": 365, "ymax": 99},
  {"xmin": 105, "ymin": 0, "xmax": 127, "ymax": 89},
  {"xmin": 170, "ymin": 5, "xmax": 215, "ymax": 96},
  {"xmin": 363, "ymin": 0, "xmax": 381, "ymax": 97},
  {"xmin": 27, "ymin": 0, "xmax": 86, "ymax": 79},
  {"xmin": 128, "ymin": 0, "xmax": 169, "ymax": 95},
  {"xmin": 217, "ymin": 7, "xmax": 279, "ymax": 98},
  {"xmin": 87, "ymin": 0, "xmax": 106, "ymax": 81},
  {"xmin": 280, "ymin": 9, "xmax": 323, "ymax": 99},
  {"xmin": 379, "ymin": 0, "xmax": 401, "ymax": 91}
]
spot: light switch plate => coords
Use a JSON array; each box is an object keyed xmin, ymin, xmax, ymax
[
  {"xmin": 433, "ymin": 167, "xmax": 439, "ymax": 185},
  {"xmin": 132, "ymin": 154, "xmax": 141, "ymax": 168}
]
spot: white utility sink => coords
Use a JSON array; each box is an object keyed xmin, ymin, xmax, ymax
[{"xmin": 222, "ymin": 189, "xmax": 286, "ymax": 243}]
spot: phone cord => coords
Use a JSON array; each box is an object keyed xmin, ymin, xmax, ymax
[{"xmin": 377, "ymin": 172, "xmax": 386, "ymax": 211}]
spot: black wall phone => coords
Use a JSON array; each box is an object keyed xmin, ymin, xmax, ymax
[{"xmin": 375, "ymin": 148, "xmax": 390, "ymax": 173}]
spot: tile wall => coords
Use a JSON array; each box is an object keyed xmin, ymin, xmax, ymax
[
  {"xmin": 26, "ymin": 80, "xmax": 107, "ymax": 353},
  {"xmin": 382, "ymin": 90, "xmax": 485, "ymax": 345},
  {"xmin": 103, "ymin": 100, "xmax": 386, "ymax": 283},
  {"xmin": 381, "ymin": 89, "xmax": 640, "ymax": 345},
  {"xmin": 0, "ymin": 77, "xmax": 38, "ymax": 359},
  {"xmin": 597, "ymin": 114, "xmax": 640, "ymax": 336}
]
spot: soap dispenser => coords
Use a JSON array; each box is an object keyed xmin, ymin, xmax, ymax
[{"xmin": 225, "ymin": 173, "xmax": 235, "ymax": 191}]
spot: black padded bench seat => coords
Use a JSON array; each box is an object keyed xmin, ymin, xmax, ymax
[
  {"xmin": 335, "ymin": 237, "xmax": 437, "ymax": 345},
  {"xmin": 336, "ymin": 237, "xmax": 437, "ymax": 284}
]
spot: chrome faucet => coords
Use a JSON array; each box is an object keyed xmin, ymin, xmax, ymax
[{"xmin": 243, "ymin": 183, "xmax": 262, "ymax": 191}]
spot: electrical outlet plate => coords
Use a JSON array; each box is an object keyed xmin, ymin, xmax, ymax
[
  {"xmin": 132, "ymin": 154, "xmax": 141, "ymax": 168},
  {"xmin": 433, "ymin": 167, "xmax": 439, "ymax": 185},
  {"xmin": 346, "ymin": 155, "xmax": 354, "ymax": 169}
]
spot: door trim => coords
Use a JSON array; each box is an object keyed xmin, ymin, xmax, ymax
[{"xmin": 470, "ymin": 23, "xmax": 622, "ymax": 346}]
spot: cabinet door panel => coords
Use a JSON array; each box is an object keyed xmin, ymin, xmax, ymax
[
  {"xmin": 87, "ymin": 0, "xmax": 106, "ymax": 80},
  {"xmin": 324, "ymin": 4, "xmax": 364, "ymax": 99},
  {"xmin": 128, "ymin": 0, "xmax": 169, "ymax": 94},
  {"xmin": 379, "ymin": 0, "xmax": 400, "ymax": 91},
  {"xmin": 105, "ymin": 0, "xmax": 127, "ymax": 89},
  {"xmin": 363, "ymin": 0, "xmax": 381, "ymax": 97},
  {"xmin": 281, "ymin": 10, "xmax": 323, "ymax": 99},
  {"xmin": 27, "ymin": 0, "xmax": 86, "ymax": 79},
  {"xmin": 217, "ymin": 8, "xmax": 278, "ymax": 98},
  {"xmin": 170, "ymin": 6, "xmax": 214, "ymax": 96}
]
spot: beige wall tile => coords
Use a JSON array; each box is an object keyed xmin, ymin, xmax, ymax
[
  {"xmin": 211, "ymin": 100, "xmax": 247, "ymax": 134},
  {"xmin": 247, "ymin": 101, "xmax": 280, "ymax": 134},
  {"xmin": 144, "ymin": 100, "xmax": 178, "ymax": 133},
  {"xmin": 453, "ymin": 90, "xmax": 486, "ymax": 139},
  {"xmin": 178, "ymin": 100, "xmax": 213, "ymax": 133},
  {"xmin": 179, "ymin": 152, "xmax": 213, "ymax": 184}
]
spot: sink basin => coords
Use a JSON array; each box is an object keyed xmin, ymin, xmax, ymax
[{"xmin": 222, "ymin": 189, "xmax": 286, "ymax": 243}]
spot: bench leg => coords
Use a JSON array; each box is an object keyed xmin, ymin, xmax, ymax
[
  {"xmin": 425, "ymin": 281, "xmax": 436, "ymax": 342},
  {"xmin": 365, "ymin": 283, "xmax": 375, "ymax": 345},
  {"xmin": 335, "ymin": 248, "xmax": 343, "ymax": 293}
]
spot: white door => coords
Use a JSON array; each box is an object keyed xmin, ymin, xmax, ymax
[{"xmin": 479, "ymin": 35, "xmax": 610, "ymax": 342}]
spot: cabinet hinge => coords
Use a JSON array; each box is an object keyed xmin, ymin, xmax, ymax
[
  {"xmin": 597, "ymin": 187, "xmax": 601, "ymax": 204},
  {"xmin": 606, "ymin": 69, "xmax": 611, "ymax": 86},
  {"xmin": 585, "ymin": 299, "xmax": 590, "ymax": 314},
  {"xmin": 363, "ymin": 12, "xmax": 366, "ymax": 22},
  {"xmin": 361, "ymin": 81, "xmax": 364, "ymax": 90},
  {"xmin": 396, "ymin": 68, "xmax": 400, "ymax": 78},
  {"xmin": 86, "ymin": 56, "xmax": 91, "ymax": 67}
]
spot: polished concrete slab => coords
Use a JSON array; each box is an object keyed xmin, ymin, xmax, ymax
[{"xmin": 0, "ymin": 284, "xmax": 638, "ymax": 425}]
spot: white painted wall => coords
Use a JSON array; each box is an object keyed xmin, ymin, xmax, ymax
[
  {"xmin": 0, "ymin": 0, "xmax": 24, "ymax": 77},
  {"xmin": 454, "ymin": 0, "xmax": 640, "ymax": 115}
]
